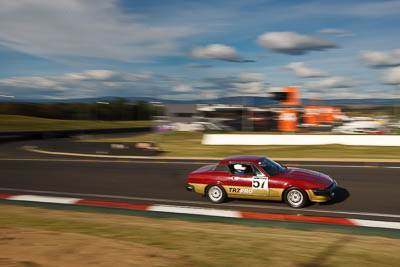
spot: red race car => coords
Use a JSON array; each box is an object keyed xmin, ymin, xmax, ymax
[{"xmin": 186, "ymin": 155, "xmax": 337, "ymax": 208}]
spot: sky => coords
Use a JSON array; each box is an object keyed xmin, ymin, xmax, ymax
[{"xmin": 1, "ymin": 0, "xmax": 400, "ymax": 100}]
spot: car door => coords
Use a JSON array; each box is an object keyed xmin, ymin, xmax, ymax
[
  {"xmin": 223, "ymin": 163, "xmax": 252, "ymax": 196},
  {"xmin": 249, "ymin": 164, "xmax": 269, "ymax": 197},
  {"xmin": 225, "ymin": 163, "xmax": 269, "ymax": 197}
]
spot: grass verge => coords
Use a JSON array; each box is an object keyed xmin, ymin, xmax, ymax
[
  {"xmin": 89, "ymin": 131, "xmax": 400, "ymax": 159},
  {"xmin": 1, "ymin": 204, "xmax": 400, "ymax": 267},
  {"xmin": 0, "ymin": 115, "xmax": 152, "ymax": 132}
]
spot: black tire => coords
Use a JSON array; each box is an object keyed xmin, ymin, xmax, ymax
[
  {"xmin": 206, "ymin": 185, "xmax": 227, "ymax": 204},
  {"xmin": 283, "ymin": 187, "xmax": 308, "ymax": 208}
]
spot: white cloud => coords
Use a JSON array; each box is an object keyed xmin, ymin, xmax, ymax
[
  {"xmin": 0, "ymin": 69, "xmax": 157, "ymax": 98},
  {"xmin": 62, "ymin": 70, "xmax": 152, "ymax": 83},
  {"xmin": 197, "ymin": 90, "xmax": 221, "ymax": 100},
  {"xmin": 0, "ymin": 94, "xmax": 15, "ymax": 98},
  {"xmin": 256, "ymin": 32, "xmax": 337, "ymax": 55},
  {"xmin": 232, "ymin": 81, "xmax": 265, "ymax": 94},
  {"xmin": 0, "ymin": 0, "xmax": 195, "ymax": 62},
  {"xmin": 319, "ymin": 28, "xmax": 345, "ymax": 35},
  {"xmin": 124, "ymin": 72, "xmax": 153, "ymax": 81},
  {"xmin": 202, "ymin": 73, "xmax": 268, "ymax": 96},
  {"xmin": 172, "ymin": 84, "xmax": 194, "ymax": 93},
  {"xmin": 191, "ymin": 44, "xmax": 250, "ymax": 62},
  {"xmin": 82, "ymin": 70, "xmax": 117, "ymax": 81},
  {"xmin": 238, "ymin": 73, "xmax": 264, "ymax": 82},
  {"xmin": 359, "ymin": 49, "xmax": 400, "ymax": 67},
  {"xmin": 286, "ymin": 62, "xmax": 326, "ymax": 78},
  {"xmin": 305, "ymin": 76, "xmax": 359, "ymax": 89},
  {"xmin": 0, "ymin": 77, "xmax": 59, "ymax": 89},
  {"xmin": 381, "ymin": 67, "xmax": 400, "ymax": 85},
  {"xmin": 63, "ymin": 70, "xmax": 119, "ymax": 82},
  {"xmin": 318, "ymin": 28, "xmax": 354, "ymax": 37}
]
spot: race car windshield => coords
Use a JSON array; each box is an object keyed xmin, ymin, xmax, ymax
[{"xmin": 258, "ymin": 158, "xmax": 286, "ymax": 176}]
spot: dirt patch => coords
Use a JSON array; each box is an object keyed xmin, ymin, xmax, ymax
[{"xmin": 0, "ymin": 226, "xmax": 176, "ymax": 267}]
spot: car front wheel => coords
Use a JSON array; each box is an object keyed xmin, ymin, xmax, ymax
[
  {"xmin": 206, "ymin": 185, "xmax": 227, "ymax": 203},
  {"xmin": 284, "ymin": 187, "xmax": 308, "ymax": 208}
]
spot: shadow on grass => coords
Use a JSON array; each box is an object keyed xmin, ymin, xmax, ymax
[{"xmin": 297, "ymin": 236, "xmax": 354, "ymax": 267}]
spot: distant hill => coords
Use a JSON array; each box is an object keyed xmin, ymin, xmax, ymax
[
  {"xmin": 0, "ymin": 96, "xmax": 159, "ymax": 104},
  {"xmin": 307, "ymin": 98, "xmax": 399, "ymax": 106},
  {"xmin": 1, "ymin": 96, "xmax": 398, "ymax": 106}
]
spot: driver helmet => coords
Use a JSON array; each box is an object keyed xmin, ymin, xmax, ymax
[{"xmin": 234, "ymin": 164, "xmax": 246, "ymax": 171}]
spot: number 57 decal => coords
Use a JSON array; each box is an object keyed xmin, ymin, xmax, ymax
[{"xmin": 252, "ymin": 176, "xmax": 268, "ymax": 190}]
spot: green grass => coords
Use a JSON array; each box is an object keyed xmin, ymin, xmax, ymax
[
  {"xmin": 0, "ymin": 115, "xmax": 153, "ymax": 132},
  {"xmin": 2, "ymin": 115, "xmax": 398, "ymax": 159},
  {"xmin": 1, "ymin": 205, "xmax": 400, "ymax": 267},
  {"xmin": 90, "ymin": 131, "xmax": 400, "ymax": 159}
]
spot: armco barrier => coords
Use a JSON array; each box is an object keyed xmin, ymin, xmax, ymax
[{"xmin": 202, "ymin": 134, "xmax": 400, "ymax": 146}]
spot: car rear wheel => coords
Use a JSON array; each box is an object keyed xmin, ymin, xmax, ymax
[
  {"xmin": 207, "ymin": 185, "xmax": 227, "ymax": 203},
  {"xmin": 284, "ymin": 187, "xmax": 308, "ymax": 208}
]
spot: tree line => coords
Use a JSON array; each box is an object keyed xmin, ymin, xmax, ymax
[{"xmin": 0, "ymin": 98, "xmax": 163, "ymax": 121}]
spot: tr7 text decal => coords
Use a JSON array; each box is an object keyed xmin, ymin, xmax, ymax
[{"xmin": 229, "ymin": 188, "xmax": 253, "ymax": 194}]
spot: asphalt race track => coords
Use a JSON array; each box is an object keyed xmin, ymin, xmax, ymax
[{"xmin": 1, "ymin": 139, "xmax": 400, "ymax": 222}]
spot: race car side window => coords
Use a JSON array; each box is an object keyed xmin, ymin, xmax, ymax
[
  {"xmin": 244, "ymin": 165, "xmax": 255, "ymax": 176},
  {"xmin": 228, "ymin": 163, "xmax": 255, "ymax": 176},
  {"xmin": 215, "ymin": 164, "xmax": 229, "ymax": 172},
  {"xmin": 228, "ymin": 164, "xmax": 236, "ymax": 174}
]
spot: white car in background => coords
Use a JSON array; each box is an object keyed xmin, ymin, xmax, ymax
[{"xmin": 333, "ymin": 120, "xmax": 387, "ymax": 134}]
